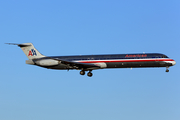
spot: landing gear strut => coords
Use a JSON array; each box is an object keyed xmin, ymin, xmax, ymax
[{"xmin": 166, "ymin": 67, "xmax": 169, "ymax": 72}]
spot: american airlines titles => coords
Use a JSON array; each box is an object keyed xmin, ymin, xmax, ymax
[{"xmin": 125, "ymin": 54, "xmax": 147, "ymax": 58}]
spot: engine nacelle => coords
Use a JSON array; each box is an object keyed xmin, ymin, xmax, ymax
[
  {"xmin": 93, "ymin": 62, "xmax": 107, "ymax": 68},
  {"xmin": 35, "ymin": 59, "xmax": 59, "ymax": 66}
]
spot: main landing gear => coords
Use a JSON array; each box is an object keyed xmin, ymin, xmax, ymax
[
  {"xmin": 80, "ymin": 70, "xmax": 85, "ymax": 75},
  {"xmin": 166, "ymin": 67, "xmax": 169, "ymax": 72},
  {"xmin": 80, "ymin": 70, "xmax": 93, "ymax": 77},
  {"xmin": 87, "ymin": 71, "xmax": 93, "ymax": 77}
]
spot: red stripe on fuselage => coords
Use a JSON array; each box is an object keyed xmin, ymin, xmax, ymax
[{"xmin": 78, "ymin": 59, "xmax": 174, "ymax": 63}]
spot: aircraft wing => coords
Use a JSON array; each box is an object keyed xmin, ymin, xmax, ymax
[{"xmin": 46, "ymin": 57, "xmax": 100, "ymax": 69}]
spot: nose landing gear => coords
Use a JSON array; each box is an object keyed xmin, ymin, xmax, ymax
[{"xmin": 166, "ymin": 67, "xmax": 169, "ymax": 72}]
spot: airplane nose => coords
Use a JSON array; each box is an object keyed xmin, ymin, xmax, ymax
[{"xmin": 172, "ymin": 60, "xmax": 176, "ymax": 66}]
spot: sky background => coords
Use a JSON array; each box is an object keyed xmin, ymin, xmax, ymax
[{"xmin": 0, "ymin": 0, "xmax": 180, "ymax": 120}]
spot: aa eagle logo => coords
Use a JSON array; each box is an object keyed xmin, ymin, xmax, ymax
[{"xmin": 28, "ymin": 49, "xmax": 37, "ymax": 56}]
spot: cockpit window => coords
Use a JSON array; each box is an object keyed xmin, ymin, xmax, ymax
[{"xmin": 162, "ymin": 55, "xmax": 168, "ymax": 58}]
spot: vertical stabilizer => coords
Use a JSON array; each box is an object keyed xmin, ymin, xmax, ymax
[{"xmin": 6, "ymin": 43, "xmax": 45, "ymax": 59}]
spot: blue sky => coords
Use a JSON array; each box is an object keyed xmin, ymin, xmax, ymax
[{"xmin": 0, "ymin": 0, "xmax": 180, "ymax": 120}]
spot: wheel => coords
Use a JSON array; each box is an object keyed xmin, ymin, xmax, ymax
[
  {"xmin": 80, "ymin": 70, "xmax": 85, "ymax": 75},
  {"xmin": 87, "ymin": 72, "xmax": 93, "ymax": 77},
  {"xmin": 166, "ymin": 69, "xmax": 169, "ymax": 72}
]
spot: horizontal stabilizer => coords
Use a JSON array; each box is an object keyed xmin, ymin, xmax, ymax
[{"xmin": 5, "ymin": 43, "xmax": 31, "ymax": 47}]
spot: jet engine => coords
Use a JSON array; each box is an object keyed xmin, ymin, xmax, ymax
[{"xmin": 35, "ymin": 59, "xmax": 59, "ymax": 66}]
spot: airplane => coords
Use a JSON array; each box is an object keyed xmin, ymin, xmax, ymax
[{"xmin": 6, "ymin": 43, "xmax": 176, "ymax": 77}]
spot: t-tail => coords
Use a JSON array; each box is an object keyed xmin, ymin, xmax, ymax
[{"xmin": 6, "ymin": 43, "xmax": 45, "ymax": 59}]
